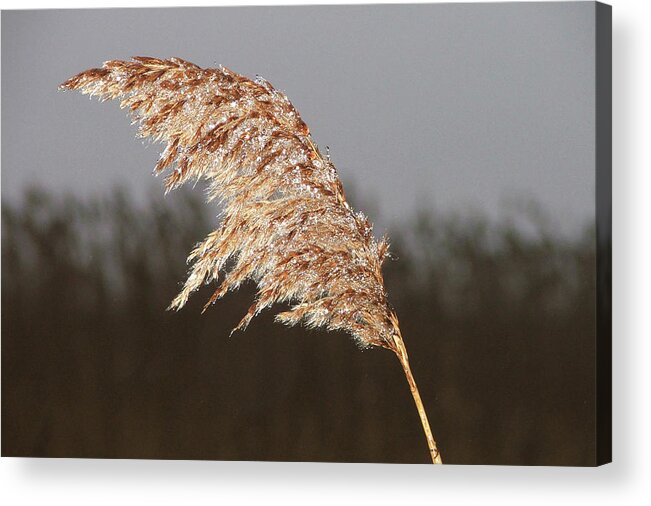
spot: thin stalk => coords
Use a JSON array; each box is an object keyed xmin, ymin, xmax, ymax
[{"xmin": 393, "ymin": 331, "xmax": 442, "ymax": 464}]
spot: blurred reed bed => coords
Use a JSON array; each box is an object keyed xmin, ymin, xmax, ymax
[{"xmin": 2, "ymin": 187, "xmax": 595, "ymax": 464}]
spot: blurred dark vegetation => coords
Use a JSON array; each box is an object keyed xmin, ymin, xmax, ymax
[{"xmin": 2, "ymin": 186, "xmax": 596, "ymax": 465}]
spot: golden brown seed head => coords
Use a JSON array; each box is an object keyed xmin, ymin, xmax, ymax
[{"xmin": 61, "ymin": 57, "xmax": 400, "ymax": 350}]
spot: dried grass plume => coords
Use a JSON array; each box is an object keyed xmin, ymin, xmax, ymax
[{"xmin": 60, "ymin": 56, "xmax": 442, "ymax": 463}]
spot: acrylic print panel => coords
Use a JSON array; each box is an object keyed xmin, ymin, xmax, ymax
[{"xmin": 1, "ymin": 2, "xmax": 611, "ymax": 466}]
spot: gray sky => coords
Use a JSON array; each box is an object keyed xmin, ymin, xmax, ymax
[{"xmin": 1, "ymin": 2, "xmax": 595, "ymax": 234}]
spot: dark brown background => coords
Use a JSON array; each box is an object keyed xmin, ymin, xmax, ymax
[{"xmin": 2, "ymin": 187, "xmax": 596, "ymax": 465}]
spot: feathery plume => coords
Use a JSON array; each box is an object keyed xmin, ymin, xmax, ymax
[{"xmin": 60, "ymin": 57, "xmax": 442, "ymax": 463}]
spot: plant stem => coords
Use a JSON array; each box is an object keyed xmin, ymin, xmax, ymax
[{"xmin": 393, "ymin": 336, "xmax": 442, "ymax": 464}]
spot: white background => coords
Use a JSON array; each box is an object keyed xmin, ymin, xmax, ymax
[{"xmin": 1, "ymin": 0, "xmax": 648, "ymax": 504}]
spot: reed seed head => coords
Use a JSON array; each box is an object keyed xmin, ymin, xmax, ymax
[{"xmin": 61, "ymin": 57, "xmax": 400, "ymax": 351}]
